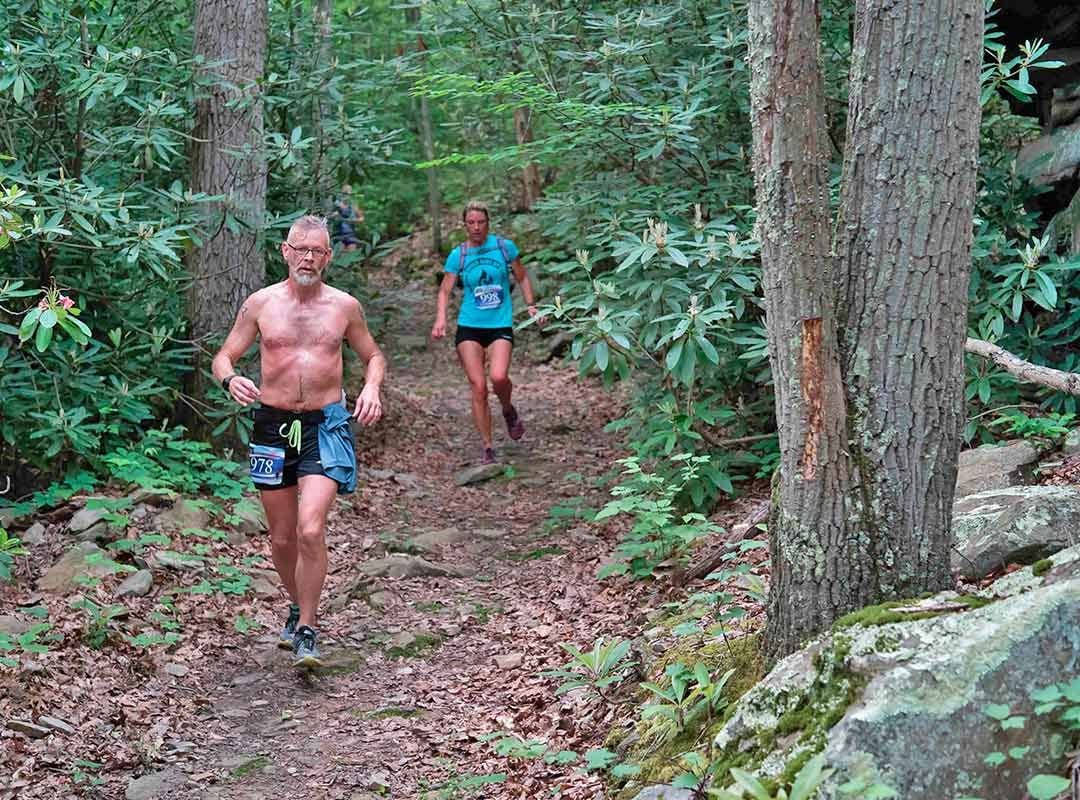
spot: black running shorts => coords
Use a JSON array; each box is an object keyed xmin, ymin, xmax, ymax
[
  {"xmin": 248, "ymin": 405, "xmax": 325, "ymax": 491},
  {"xmin": 454, "ymin": 325, "xmax": 514, "ymax": 348}
]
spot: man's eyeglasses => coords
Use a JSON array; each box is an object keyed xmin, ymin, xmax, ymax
[{"xmin": 284, "ymin": 242, "xmax": 330, "ymax": 258}]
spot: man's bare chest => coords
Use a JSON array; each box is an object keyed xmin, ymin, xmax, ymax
[{"xmin": 259, "ymin": 306, "xmax": 346, "ymax": 352}]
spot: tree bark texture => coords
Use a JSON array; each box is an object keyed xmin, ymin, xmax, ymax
[
  {"xmin": 748, "ymin": 0, "xmax": 983, "ymax": 660},
  {"xmin": 407, "ymin": 4, "xmax": 443, "ymax": 252},
  {"xmin": 189, "ymin": 0, "xmax": 267, "ymax": 342},
  {"xmin": 313, "ymin": 0, "xmax": 333, "ymax": 211},
  {"xmin": 513, "ymin": 106, "xmax": 542, "ymax": 212}
]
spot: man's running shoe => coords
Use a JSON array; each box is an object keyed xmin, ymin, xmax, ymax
[
  {"xmin": 278, "ymin": 603, "xmax": 300, "ymax": 649},
  {"xmin": 481, "ymin": 447, "xmax": 497, "ymax": 465},
  {"xmin": 502, "ymin": 405, "xmax": 525, "ymax": 440},
  {"xmin": 292, "ymin": 625, "xmax": 323, "ymax": 668}
]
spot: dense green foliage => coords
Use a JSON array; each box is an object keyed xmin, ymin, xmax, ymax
[{"xmin": 0, "ymin": 0, "xmax": 1078, "ymax": 518}]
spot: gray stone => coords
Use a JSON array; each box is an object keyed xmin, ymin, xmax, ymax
[
  {"xmin": 21, "ymin": 522, "xmax": 45, "ymax": 546},
  {"xmin": 0, "ymin": 615, "xmax": 30, "ymax": 636},
  {"xmin": 249, "ymin": 568, "xmax": 279, "ymax": 597},
  {"xmin": 388, "ymin": 631, "xmax": 418, "ymax": 650},
  {"xmin": 359, "ymin": 554, "xmax": 474, "ymax": 579},
  {"xmin": 0, "ymin": 509, "xmax": 16, "ymax": 530},
  {"xmin": 632, "ymin": 788, "xmax": 693, "ymax": 800},
  {"xmin": 75, "ymin": 520, "xmax": 117, "ymax": 544},
  {"xmin": 232, "ymin": 500, "xmax": 268, "ymax": 535},
  {"xmin": 124, "ymin": 769, "xmax": 187, "ymax": 800},
  {"xmin": 68, "ymin": 506, "xmax": 110, "ymax": 534},
  {"xmin": 37, "ymin": 542, "xmax": 115, "ymax": 593},
  {"xmin": 153, "ymin": 550, "xmax": 205, "ymax": 572},
  {"xmin": 954, "ymin": 441, "xmax": 1041, "ymax": 498},
  {"xmin": 367, "ymin": 590, "xmax": 391, "ymax": 609},
  {"xmin": 128, "ymin": 487, "xmax": 177, "ymax": 507},
  {"xmin": 951, "ymin": 485, "xmax": 1080, "ymax": 579},
  {"xmin": 1062, "ymin": 426, "xmax": 1080, "ymax": 457},
  {"xmin": 6, "ymin": 719, "xmax": 50, "ymax": 738},
  {"xmin": 115, "ymin": 570, "xmax": 154, "ymax": 598},
  {"xmin": 154, "ymin": 498, "xmax": 212, "ymax": 533},
  {"xmin": 494, "ymin": 652, "xmax": 524, "ymax": 670},
  {"xmin": 1018, "ymin": 118, "xmax": 1080, "ymax": 186},
  {"xmin": 37, "ymin": 715, "xmax": 75, "ymax": 735},
  {"xmin": 453, "ymin": 462, "xmax": 506, "ymax": 487},
  {"xmin": 410, "ymin": 526, "xmax": 506, "ymax": 553},
  {"xmin": 165, "ymin": 662, "xmax": 189, "ymax": 677},
  {"xmin": 712, "ymin": 571, "xmax": 1080, "ymax": 800}
]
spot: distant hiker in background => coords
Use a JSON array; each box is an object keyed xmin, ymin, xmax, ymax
[
  {"xmin": 212, "ymin": 214, "xmax": 386, "ymax": 668},
  {"xmin": 431, "ymin": 199, "xmax": 541, "ymax": 465},
  {"xmin": 331, "ymin": 184, "xmax": 363, "ymax": 251}
]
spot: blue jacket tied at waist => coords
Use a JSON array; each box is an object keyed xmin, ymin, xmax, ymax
[{"xmin": 318, "ymin": 402, "xmax": 357, "ymax": 495}]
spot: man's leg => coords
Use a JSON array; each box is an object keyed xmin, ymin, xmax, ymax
[
  {"xmin": 457, "ymin": 340, "xmax": 493, "ymax": 448},
  {"xmin": 259, "ymin": 486, "xmax": 300, "ymax": 602},
  {"xmin": 294, "ymin": 474, "xmax": 339, "ymax": 629}
]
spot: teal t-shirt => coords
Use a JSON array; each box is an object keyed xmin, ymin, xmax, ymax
[{"xmin": 445, "ymin": 235, "xmax": 519, "ymax": 328}]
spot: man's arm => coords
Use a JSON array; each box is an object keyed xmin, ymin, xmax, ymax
[
  {"xmin": 211, "ymin": 295, "xmax": 263, "ymax": 406},
  {"xmin": 344, "ymin": 298, "xmax": 386, "ymax": 425}
]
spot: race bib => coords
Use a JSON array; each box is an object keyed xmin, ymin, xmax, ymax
[
  {"xmin": 473, "ymin": 283, "xmax": 504, "ymax": 310},
  {"xmin": 249, "ymin": 444, "xmax": 285, "ymax": 486}
]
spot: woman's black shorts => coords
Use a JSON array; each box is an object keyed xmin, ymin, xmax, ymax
[{"xmin": 454, "ymin": 325, "xmax": 514, "ymax": 348}]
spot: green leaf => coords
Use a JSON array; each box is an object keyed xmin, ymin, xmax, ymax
[
  {"xmin": 1027, "ymin": 775, "xmax": 1070, "ymax": 800},
  {"xmin": 18, "ymin": 306, "xmax": 42, "ymax": 341},
  {"xmin": 38, "ymin": 308, "xmax": 57, "ymax": 329},
  {"xmin": 729, "ymin": 767, "xmax": 772, "ymax": 800},
  {"xmin": 35, "ymin": 320, "xmax": 53, "ymax": 352},
  {"xmin": 983, "ymin": 751, "xmax": 1006, "ymax": 767},
  {"xmin": 594, "ymin": 340, "xmax": 610, "ymax": 371},
  {"xmin": 583, "ymin": 748, "xmax": 618, "ymax": 771}
]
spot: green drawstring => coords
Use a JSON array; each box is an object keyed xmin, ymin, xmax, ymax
[{"xmin": 279, "ymin": 419, "xmax": 302, "ymax": 450}]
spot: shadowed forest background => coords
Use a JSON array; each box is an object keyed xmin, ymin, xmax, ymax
[{"xmin": 4, "ymin": 0, "xmax": 1080, "ymax": 798}]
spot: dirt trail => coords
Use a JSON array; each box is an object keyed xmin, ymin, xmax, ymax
[{"xmin": 169, "ymin": 269, "xmax": 645, "ymax": 800}]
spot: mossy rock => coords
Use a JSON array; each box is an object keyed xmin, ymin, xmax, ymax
[{"xmin": 706, "ymin": 578, "xmax": 1080, "ymax": 799}]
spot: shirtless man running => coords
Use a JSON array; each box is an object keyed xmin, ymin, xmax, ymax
[{"xmin": 211, "ymin": 215, "xmax": 386, "ymax": 667}]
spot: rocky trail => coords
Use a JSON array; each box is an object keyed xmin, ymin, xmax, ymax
[{"xmin": 1, "ymin": 258, "xmax": 671, "ymax": 800}]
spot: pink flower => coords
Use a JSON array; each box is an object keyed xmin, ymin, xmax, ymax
[
  {"xmin": 60, "ymin": 296, "xmax": 74, "ymax": 309},
  {"xmin": 37, "ymin": 298, "xmax": 48, "ymax": 310}
]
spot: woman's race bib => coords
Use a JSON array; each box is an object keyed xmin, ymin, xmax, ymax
[
  {"xmin": 473, "ymin": 283, "xmax": 504, "ymax": 310},
  {"xmin": 249, "ymin": 443, "xmax": 285, "ymax": 486}
]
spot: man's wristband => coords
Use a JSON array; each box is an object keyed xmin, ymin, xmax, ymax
[{"xmin": 222, "ymin": 374, "xmax": 239, "ymax": 392}]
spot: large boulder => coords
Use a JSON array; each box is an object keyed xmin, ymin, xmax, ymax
[
  {"xmin": 954, "ymin": 441, "xmax": 1041, "ymax": 498},
  {"xmin": 951, "ymin": 485, "xmax": 1080, "ymax": 579},
  {"xmin": 710, "ymin": 566, "xmax": 1080, "ymax": 799}
]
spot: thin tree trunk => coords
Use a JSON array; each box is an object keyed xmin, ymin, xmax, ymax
[
  {"xmin": 407, "ymin": 4, "xmax": 442, "ymax": 252},
  {"xmin": 188, "ymin": 0, "xmax": 267, "ymax": 403},
  {"xmin": 748, "ymin": 0, "xmax": 983, "ymax": 661},
  {"xmin": 313, "ymin": 0, "xmax": 333, "ymax": 212},
  {"xmin": 513, "ymin": 106, "xmax": 541, "ymax": 211}
]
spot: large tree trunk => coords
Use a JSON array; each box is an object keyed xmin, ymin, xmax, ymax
[
  {"xmin": 189, "ymin": 0, "xmax": 267, "ymax": 344},
  {"xmin": 748, "ymin": 0, "xmax": 983, "ymax": 661}
]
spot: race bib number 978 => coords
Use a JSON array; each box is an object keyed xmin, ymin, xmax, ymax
[{"xmin": 249, "ymin": 444, "xmax": 285, "ymax": 485}]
